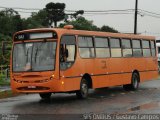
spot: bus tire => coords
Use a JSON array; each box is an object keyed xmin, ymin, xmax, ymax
[
  {"xmin": 76, "ymin": 78, "xmax": 88, "ymax": 99},
  {"xmin": 39, "ymin": 93, "xmax": 51, "ymax": 99},
  {"xmin": 123, "ymin": 72, "xmax": 139, "ymax": 91}
]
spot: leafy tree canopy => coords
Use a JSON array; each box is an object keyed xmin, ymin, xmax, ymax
[
  {"xmin": 60, "ymin": 17, "xmax": 99, "ymax": 31},
  {"xmin": 59, "ymin": 17, "xmax": 118, "ymax": 33},
  {"xmin": 0, "ymin": 8, "xmax": 23, "ymax": 38},
  {"xmin": 45, "ymin": 2, "xmax": 66, "ymax": 27},
  {"xmin": 22, "ymin": 10, "xmax": 48, "ymax": 29},
  {"xmin": 101, "ymin": 25, "xmax": 118, "ymax": 33}
]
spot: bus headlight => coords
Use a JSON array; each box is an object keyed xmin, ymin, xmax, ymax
[
  {"xmin": 50, "ymin": 75, "xmax": 55, "ymax": 80},
  {"xmin": 61, "ymin": 81, "xmax": 64, "ymax": 85}
]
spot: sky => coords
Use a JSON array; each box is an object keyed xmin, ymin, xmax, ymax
[{"xmin": 1, "ymin": 0, "xmax": 160, "ymax": 39}]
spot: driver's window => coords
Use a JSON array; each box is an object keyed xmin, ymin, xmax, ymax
[
  {"xmin": 66, "ymin": 45, "xmax": 75, "ymax": 62},
  {"xmin": 60, "ymin": 35, "xmax": 76, "ymax": 70}
]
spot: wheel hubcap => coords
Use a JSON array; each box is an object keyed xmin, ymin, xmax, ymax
[
  {"xmin": 133, "ymin": 76, "xmax": 138, "ymax": 88},
  {"xmin": 81, "ymin": 83, "xmax": 88, "ymax": 96}
]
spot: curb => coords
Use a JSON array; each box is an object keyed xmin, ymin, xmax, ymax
[
  {"xmin": 0, "ymin": 88, "xmax": 19, "ymax": 99},
  {"xmin": 0, "ymin": 90, "xmax": 12, "ymax": 99},
  {"xmin": 0, "ymin": 90, "xmax": 19, "ymax": 99}
]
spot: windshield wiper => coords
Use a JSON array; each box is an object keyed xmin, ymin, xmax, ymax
[
  {"xmin": 26, "ymin": 48, "xmax": 29, "ymax": 62},
  {"xmin": 34, "ymin": 42, "xmax": 43, "ymax": 62}
]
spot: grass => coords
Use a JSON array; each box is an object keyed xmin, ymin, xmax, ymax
[
  {"xmin": 0, "ymin": 73, "xmax": 12, "ymax": 98},
  {"xmin": 0, "ymin": 73, "xmax": 10, "ymax": 86},
  {"xmin": 0, "ymin": 90, "xmax": 19, "ymax": 99},
  {"xmin": 0, "ymin": 79, "xmax": 10, "ymax": 86},
  {"xmin": 158, "ymin": 75, "xmax": 160, "ymax": 80}
]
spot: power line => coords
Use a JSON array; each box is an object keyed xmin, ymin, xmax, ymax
[
  {"xmin": 0, "ymin": 6, "xmax": 135, "ymax": 13},
  {"xmin": 0, "ymin": 6, "xmax": 41, "ymax": 11},
  {"xmin": 138, "ymin": 10, "xmax": 160, "ymax": 18},
  {"xmin": 1, "ymin": 6, "xmax": 160, "ymax": 18},
  {"xmin": 0, "ymin": 6, "xmax": 134, "ymax": 12},
  {"xmin": 13, "ymin": 10, "xmax": 36, "ymax": 14},
  {"xmin": 0, "ymin": 8, "xmax": 37, "ymax": 14},
  {"xmin": 83, "ymin": 13, "xmax": 134, "ymax": 15},
  {"xmin": 0, "ymin": 6, "xmax": 136, "ymax": 15},
  {"xmin": 121, "ymin": 31, "xmax": 160, "ymax": 36},
  {"xmin": 81, "ymin": 9, "xmax": 135, "ymax": 13},
  {"xmin": 139, "ymin": 9, "xmax": 160, "ymax": 16}
]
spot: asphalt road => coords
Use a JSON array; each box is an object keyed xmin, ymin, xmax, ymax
[{"xmin": 0, "ymin": 79, "xmax": 160, "ymax": 120}]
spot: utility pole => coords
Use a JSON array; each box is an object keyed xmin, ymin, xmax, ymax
[{"xmin": 134, "ymin": 0, "xmax": 138, "ymax": 34}]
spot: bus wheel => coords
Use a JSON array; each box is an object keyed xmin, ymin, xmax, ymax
[
  {"xmin": 123, "ymin": 72, "xmax": 139, "ymax": 91},
  {"xmin": 39, "ymin": 93, "xmax": 51, "ymax": 99},
  {"xmin": 76, "ymin": 78, "xmax": 88, "ymax": 99}
]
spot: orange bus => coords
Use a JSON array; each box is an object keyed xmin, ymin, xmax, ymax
[{"xmin": 10, "ymin": 25, "xmax": 158, "ymax": 99}]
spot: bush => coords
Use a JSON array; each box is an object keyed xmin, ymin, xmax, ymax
[
  {"xmin": 0, "ymin": 73, "xmax": 10, "ymax": 85},
  {"xmin": 0, "ymin": 73, "xmax": 5, "ymax": 81}
]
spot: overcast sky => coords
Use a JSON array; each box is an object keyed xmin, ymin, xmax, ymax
[{"xmin": 1, "ymin": 0, "xmax": 160, "ymax": 38}]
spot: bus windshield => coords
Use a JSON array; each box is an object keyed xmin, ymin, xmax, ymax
[{"xmin": 13, "ymin": 41, "xmax": 56, "ymax": 72}]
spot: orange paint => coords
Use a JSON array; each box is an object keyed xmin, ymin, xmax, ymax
[{"xmin": 10, "ymin": 27, "xmax": 158, "ymax": 94}]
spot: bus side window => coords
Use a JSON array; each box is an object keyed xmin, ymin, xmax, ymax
[
  {"xmin": 121, "ymin": 38, "xmax": 132, "ymax": 57},
  {"xmin": 78, "ymin": 36, "xmax": 95, "ymax": 58},
  {"xmin": 142, "ymin": 40, "xmax": 151, "ymax": 57},
  {"xmin": 151, "ymin": 40, "xmax": 156, "ymax": 57},
  {"xmin": 132, "ymin": 39, "xmax": 142, "ymax": 57},
  {"xmin": 60, "ymin": 35, "xmax": 76, "ymax": 70},
  {"xmin": 110, "ymin": 38, "xmax": 122, "ymax": 57}
]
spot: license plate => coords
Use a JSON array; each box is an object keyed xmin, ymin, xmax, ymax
[{"xmin": 28, "ymin": 86, "xmax": 36, "ymax": 88}]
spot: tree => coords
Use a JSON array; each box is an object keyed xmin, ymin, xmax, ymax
[
  {"xmin": 59, "ymin": 17, "xmax": 118, "ymax": 33},
  {"xmin": 12, "ymin": 15, "xmax": 23, "ymax": 32},
  {"xmin": 64, "ymin": 10, "xmax": 84, "ymax": 22},
  {"xmin": 22, "ymin": 10, "xmax": 48, "ymax": 29},
  {"xmin": 60, "ymin": 17, "xmax": 100, "ymax": 31},
  {"xmin": 71, "ymin": 10, "xmax": 84, "ymax": 19},
  {"xmin": 0, "ymin": 8, "xmax": 23, "ymax": 37},
  {"xmin": 0, "ymin": 8, "xmax": 22, "ymax": 65},
  {"xmin": 21, "ymin": 2, "xmax": 84, "ymax": 28},
  {"xmin": 101, "ymin": 25, "xmax": 118, "ymax": 33},
  {"xmin": 45, "ymin": 2, "xmax": 65, "ymax": 27}
]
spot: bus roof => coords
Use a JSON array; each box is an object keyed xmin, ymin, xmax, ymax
[{"xmin": 14, "ymin": 27, "xmax": 155, "ymax": 40}]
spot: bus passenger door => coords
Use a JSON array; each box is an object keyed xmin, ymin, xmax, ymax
[{"xmin": 59, "ymin": 35, "xmax": 77, "ymax": 91}]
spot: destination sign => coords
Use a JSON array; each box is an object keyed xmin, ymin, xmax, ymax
[{"xmin": 14, "ymin": 32, "xmax": 57, "ymax": 41}]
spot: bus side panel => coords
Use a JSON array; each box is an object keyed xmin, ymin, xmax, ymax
[
  {"xmin": 122, "ymin": 58, "xmax": 134, "ymax": 85},
  {"xmin": 122, "ymin": 73, "xmax": 133, "ymax": 85},
  {"xmin": 91, "ymin": 75, "xmax": 108, "ymax": 88},
  {"xmin": 140, "ymin": 57, "xmax": 158, "ymax": 82},
  {"xmin": 140, "ymin": 71, "xmax": 158, "ymax": 82},
  {"xmin": 91, "ymin": 59, "xmax": 108, "ymax": 88},
  {"xmin": 146, "ymin": 58, "xmax": 157, "ymax": 70},
  {"xmin": 59, "ymin": 77, "xmax": 81, "ymax": 92},
  {"xmin": 60, "ymin": 58, "xmax": 95, "ymax": 92},
  {"xmin": 108, "ymin": 58, "xmax": 127, "ymax": 86}
]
